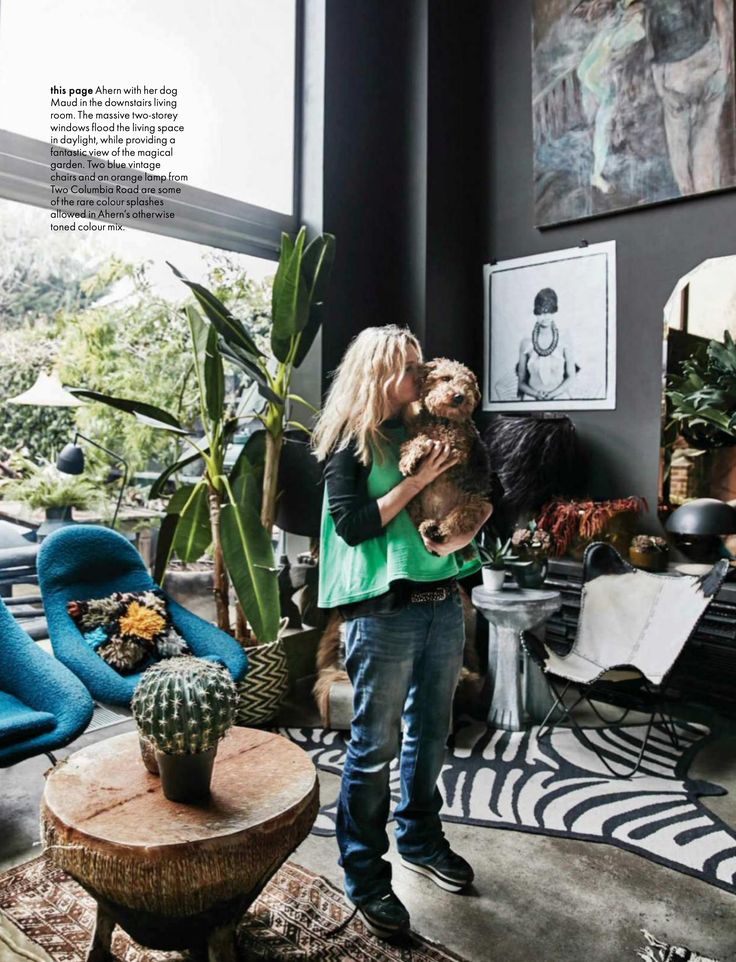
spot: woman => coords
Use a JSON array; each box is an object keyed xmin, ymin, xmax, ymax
[
  {"xmin": 517, "ymin": 287, "xmax": 577, "ymax": 402},
  {"xmin": 575, "ymin": 0, "xmax": 646, "ymax": 194},
  {"xmin": 313, "ymin": 326, "xmax": 492, "ymax": 941}
]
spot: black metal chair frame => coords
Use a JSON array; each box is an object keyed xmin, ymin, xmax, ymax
[{"xmin": 534, "ymin": 666, "xmax": 682, "ymax": 778}]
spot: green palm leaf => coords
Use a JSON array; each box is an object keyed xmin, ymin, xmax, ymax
[
  {"xmin": 220, "ymin": 473, "xmax": 280, "ymax": 643},
  {"xmin": 186, "ymin": 305, "xmax": 224, "ymax": 424},
  {"xmin": 168, "ymin": 262, "xmax": 263, "ymax": 358},
  {"xmin": 167, "ymin": 482, "xmax": 212, "ymax": 563}
]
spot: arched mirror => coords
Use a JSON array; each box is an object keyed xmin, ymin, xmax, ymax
[{"xmin": 660, "ymin": 256, "xmax": 736, "ymax": 513}]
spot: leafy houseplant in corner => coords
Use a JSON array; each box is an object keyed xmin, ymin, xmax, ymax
[
  {"xmin": 479, "ymin": 537, "xmax": 512, "ymax": 591},
  {"xmin": 131, "ymin": 656, "xmax": 237, "ymax": 802},
  {"xmin": 666, "ymin": 330, "xmax": 736, "ymax": 450},
  {"xmin": 71, "ymin": 226, "xmax": 335, "ymax": 724}
]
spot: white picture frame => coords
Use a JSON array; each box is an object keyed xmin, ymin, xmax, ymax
[{"xmin": 483, "ymin": 241, "xmax": 616, "ymax": 412}]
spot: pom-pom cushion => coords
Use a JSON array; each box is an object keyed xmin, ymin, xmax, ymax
[{"xmin": 66, "ymin": 590, "xmax": 190, "ymax": 674}]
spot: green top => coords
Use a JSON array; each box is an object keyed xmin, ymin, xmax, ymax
[{"xmin": 318, "ymin": 421, "xmax": 480, "ymax": 608}]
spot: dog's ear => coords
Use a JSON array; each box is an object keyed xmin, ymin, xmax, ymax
[
  {"xmin": 469, "ymin": 371, "xmax": 481, "ymax": 405},
  {"xmin": 418, "ymin": 360, "xmax": 436, "ymax": 380}
]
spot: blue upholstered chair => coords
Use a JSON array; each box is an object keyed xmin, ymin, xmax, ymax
[
  {"xmin": 0, "ymin": 597, "xmax": 93, "ymax": 767},
  {"xmin": 37, "ymin": 525, "xmax": 248, "ymax": 708}
]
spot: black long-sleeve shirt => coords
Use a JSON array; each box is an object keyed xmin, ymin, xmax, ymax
[{"xmin": 324, "ymin": 441, "xmax": 383, "ymax": 546}]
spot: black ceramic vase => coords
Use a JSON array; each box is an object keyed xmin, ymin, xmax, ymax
[{"xmin": 509, "ymin": 558, "xmax": 549, "ymax": 590}]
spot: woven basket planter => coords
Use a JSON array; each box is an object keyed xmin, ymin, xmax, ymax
[{"xmin": 236, "ymin": 637, "xmax": 289, "ymax": 725}]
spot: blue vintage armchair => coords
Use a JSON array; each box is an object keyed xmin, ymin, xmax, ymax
[
  {"xmin": 37, "ymin": 525, "xmax": 248, "ymax": 707},
  {"xmin": 0, "ymin": 597, "xmax": 93, "ymax": 767}
]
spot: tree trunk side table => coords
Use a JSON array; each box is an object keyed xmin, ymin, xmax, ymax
[
  {"xmin": 472, "ymin": 586, "xmax": 562, "ymax": 731},
  {"xmin": 41, "ymin": 728, "xmax": 319, "ymax": 962}
]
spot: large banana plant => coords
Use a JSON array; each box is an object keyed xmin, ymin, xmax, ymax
[{"xmin": 70, "ymin": 227, "xmax": 335, "ymax": 645}]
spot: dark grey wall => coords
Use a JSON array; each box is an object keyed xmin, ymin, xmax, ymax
[
  {"xmin": 487, "ymin": 0, "xmax": 736, "ymax": 516},
  {"xmin": 320, "ymin": 0, "xmax": 486, "ymax": 381},
  {"xmin": 321, "ymin": 0, "xmax": 424, "ymax": 382}
]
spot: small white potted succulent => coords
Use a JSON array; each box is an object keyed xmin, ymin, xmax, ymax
[{"xmin": 478, "ymin": 536, "xmax": 512, "ymax": 591}]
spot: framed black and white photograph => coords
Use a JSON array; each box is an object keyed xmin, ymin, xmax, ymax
[{"xmin": 483, "ymin": 241, "xmax": 616, "ymax": 412}]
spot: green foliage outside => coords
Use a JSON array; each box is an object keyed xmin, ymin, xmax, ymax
[
  {"xmin": 0, "ymin": 456, "xmax": 102, "ymax": 511},
  {"xmin": 0, "ymin": 330, "xmax": 77, "ymax": 461},
  {"xmin": 0, "ymin": 214, "xmax": 274, "ymax": 477},
  {"xmin": 0, "ymin": 213, "xmax": 99, "ymax": 331}
]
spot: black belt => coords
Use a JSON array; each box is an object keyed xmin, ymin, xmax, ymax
[
  {"xmin": 407, "ymin": 582, "xmax": 456, "ymax": 603},
  {"xmin": 339, "ymin": 578, "xmax": 457, "ymax": 619}
]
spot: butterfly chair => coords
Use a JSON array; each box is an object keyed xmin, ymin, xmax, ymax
[
  {"xmin": 0, "ymin": 596, "xmax": 93, "ymax": 767},
  {"xmin": 524, "ymin": 542, "xmax": 729, "ymax": 778},
  {"xmin": 38, "ymin": 525, "xmax": 248, "ymax": 708}
]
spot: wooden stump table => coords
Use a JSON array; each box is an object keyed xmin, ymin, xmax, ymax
[{"xmin": 41, "ymin": 728, "xmax": 319, "ymax": 962}]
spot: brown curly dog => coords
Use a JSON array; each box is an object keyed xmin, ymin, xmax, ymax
[{"xmin": 398, "ymin": 358, "xmax": 492, "ymax": 549}]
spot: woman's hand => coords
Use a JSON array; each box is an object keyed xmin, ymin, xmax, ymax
[
  {"xmin": 376, "ymin": 442, "xmax": 458, "ymax": 528},
  {"xmin": 413, "ymin": 441, "xmax": 460, "ymax": 489}
]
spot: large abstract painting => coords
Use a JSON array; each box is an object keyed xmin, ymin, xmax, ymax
[
  {"xmin": 532, "ymin": 0, "xmax": 736, "ymax": 226},
  {"xmin": 483, "ymin": 241, "xmax": 616, "ymax": 412}
]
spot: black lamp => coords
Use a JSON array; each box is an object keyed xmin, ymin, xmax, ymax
[
  {"xmin": 665, "ymin": 498, "xmax": 736, "ymax": 563},
  {"xmin": 56, "ymin": 432, "xmax": 129, "ymax": 529}
]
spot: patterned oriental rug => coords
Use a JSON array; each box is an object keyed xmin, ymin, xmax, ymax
[
  {"xmin": 0, "ymin": 856, "xmax": 469, "ymax": 962},
  {"xmin": 280, "ymin": 719, "xmax": 736, "ymax": 896}
]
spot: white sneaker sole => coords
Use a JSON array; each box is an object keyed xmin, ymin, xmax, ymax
[{"xmin": 399, "ymin": 856, "xmax": 468, "ymax": 893}]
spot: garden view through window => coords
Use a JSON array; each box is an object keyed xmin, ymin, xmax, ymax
[{"xmin": 0, "ymin": 197, "xmax": 276, "ymax": 488}]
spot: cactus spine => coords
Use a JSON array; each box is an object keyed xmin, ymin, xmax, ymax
[{"xmin": 132, "ymin": 656, "xmax": 236, "ymax": 755}]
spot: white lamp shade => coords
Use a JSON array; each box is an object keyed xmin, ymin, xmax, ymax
[{"xmin": 7, "ymin": 371, "xmax": 83, "ymax": 407}]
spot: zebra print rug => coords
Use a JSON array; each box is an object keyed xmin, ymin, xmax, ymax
[{"xmin": 280, "ymin": 719, "xmax": 736, "ymax": 896}]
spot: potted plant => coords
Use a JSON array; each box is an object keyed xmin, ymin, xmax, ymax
[
  {"xmin": 478, "ymin": 537, "xmax": 512, "ymax": 591},
  {"xmin": 507, "ymin": 520, "xmax": 552, "ymax": 588},
  {"xmin": 131, "ymin": 656, "xmax": 237, "ymax": 802},
  {"xmin": 666, "ymin": 331, "xmax": 736, "ymax": 450},
  {"xmin": 629, "ymin": 534, "xmax": 670, "ymax": 573},
  {"xmin": 537, "ymin": 496, "xmax": 647, "ymax": 560},
  {"xmin": 71, "ymin": 227, "xmax": 334, "ymax": 724},
  {"xmin": 0, "ymin": 456, "xmax": 101, "ymax": 539}
]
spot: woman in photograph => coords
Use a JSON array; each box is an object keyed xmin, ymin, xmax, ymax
[
  {"xmin": 517, "ymin": 287, "xmax": 578, "ymax": 401},
  {"xmin": 312, "ymin": 326, "xmax": 491, "ymax": 941}
]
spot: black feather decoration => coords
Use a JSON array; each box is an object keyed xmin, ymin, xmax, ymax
[{"xmin": 483, "ymin": 415, "xmax": 582, "ymax": 523}]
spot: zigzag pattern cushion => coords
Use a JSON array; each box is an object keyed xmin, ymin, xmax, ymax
[
  {"xmin": 0, "ymin": 691, "xmax": 56, "ymax": 746},
  {"xmin": 67, "ymin": 589, "xmax": 190, "ymax": 674}
]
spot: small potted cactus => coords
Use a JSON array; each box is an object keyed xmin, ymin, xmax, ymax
[
  {"xmin": 629, "ymin": 535, "xmax": 670, "ymax": 573},
  {"xmin": 131, "ymin": 656, "xmax": 237, "ymax": 802}
]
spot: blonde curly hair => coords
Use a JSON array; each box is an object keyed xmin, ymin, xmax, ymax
[{"xmin": 312, "ymin": 325, "xmax": 422, "ymax": 466}]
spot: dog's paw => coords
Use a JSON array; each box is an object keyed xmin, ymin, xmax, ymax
[
  {"xmin": 419, "ymin": 520, "xmax": 445, "ymax": 543},
  {"xmin": 399, "ymin": 437, "xmax": 432, "ymax": 476}
]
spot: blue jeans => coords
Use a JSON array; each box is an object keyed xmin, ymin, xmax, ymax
[{"xmin": 337, "ymin": 589, "xmax": 465, "ymax": 904}]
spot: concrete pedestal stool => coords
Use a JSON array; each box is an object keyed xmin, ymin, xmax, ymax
[
  {"xmin": 472, "ymin": 586, "xmax": 561, "ymax": 731},
  {"xmin": 41, "ymin": 728, "xmax": 318, "ymax": 962}
]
